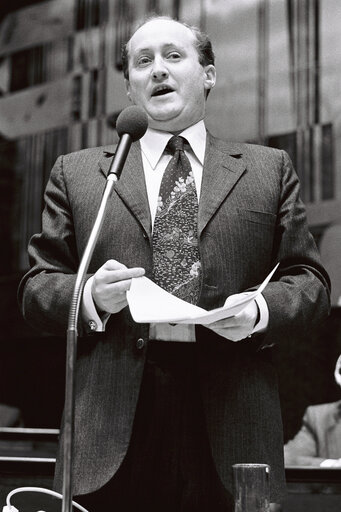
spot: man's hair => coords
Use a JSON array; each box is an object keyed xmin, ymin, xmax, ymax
[{"xmin": 121, "ymin": 15, "xmax": 215, "ymax": 81}]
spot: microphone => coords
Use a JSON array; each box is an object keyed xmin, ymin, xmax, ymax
[{"xmin": 107, "ymin": 105, "xmax": 148, "ymax": 180}]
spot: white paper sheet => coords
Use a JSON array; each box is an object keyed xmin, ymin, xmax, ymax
[{"xmin": 127, "ymin": 263, "xmax": 279, "ymax": 325}]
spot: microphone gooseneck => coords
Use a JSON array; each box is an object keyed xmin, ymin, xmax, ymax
[{"xmin": 62, "ymin": 105, "xmax": 148, "ymax": 512}]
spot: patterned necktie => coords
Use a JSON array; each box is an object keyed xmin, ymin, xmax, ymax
[{"xmin": 152, "ymin": 135, "xmax": 201, "ymax": 304}]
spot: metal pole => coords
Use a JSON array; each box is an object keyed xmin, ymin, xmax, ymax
[{"xmin": 62, "ymin": 174, "xmax": 118, "ymax": 512}]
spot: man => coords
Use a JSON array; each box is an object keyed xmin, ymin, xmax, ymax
[
  {"xmin": 284, "ymin": 355, "xmax": 341, "ymax": 467},
  {"xmin": 18, "ymin": 16, "xmax": 330, "ymax": 511}
]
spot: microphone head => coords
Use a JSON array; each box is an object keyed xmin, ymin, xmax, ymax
[{"xmin": 116, "ymin": 106, "xmax": 149, "ymax": 142}]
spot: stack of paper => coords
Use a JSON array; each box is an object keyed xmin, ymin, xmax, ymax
[{"xmin": 127, "ymin": 263, "xmax": 279, "ymax": 324}]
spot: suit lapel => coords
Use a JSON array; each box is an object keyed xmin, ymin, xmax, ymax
[
  {"xmin": 98, "ymin": 142, "xmax": 152, "ymax": 237},
  {"xmin": 97, "ymin": 133, "xmax": 246, "ymax": 239},
  {"xmin": 198, "ymin": 133, "xmax": 246, "ymax": 236}
]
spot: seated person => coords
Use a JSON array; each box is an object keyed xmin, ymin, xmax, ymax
[{"xmin": 284, "ymin": 355, "xmax": 341, "ymax": 467}]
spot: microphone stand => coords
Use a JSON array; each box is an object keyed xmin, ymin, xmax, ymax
[{"xmin": 62, "ymin": 134, "xmax": 132, "ymax": 512}]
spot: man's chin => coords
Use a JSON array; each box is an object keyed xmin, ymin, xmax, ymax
[
  {"xmin": 148, "ymin": 109, "xmax": 178, "ymax": 121},
  {"xmin": 147, "ymin": 110, "xmax": 186, "ymax": 130}
]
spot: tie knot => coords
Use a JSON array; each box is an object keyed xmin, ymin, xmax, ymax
[{"xmin": 167, "ymin": 135, "xmax": 186, "ymax": 154}]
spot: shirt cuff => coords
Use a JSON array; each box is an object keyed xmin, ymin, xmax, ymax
[
  {"xmin": 82, "ymin": 276, "xmax": 111, "ymax": 332},
  {"xmin": 252, "ymin": 293, "xmax": 269, "ymax": 334}
]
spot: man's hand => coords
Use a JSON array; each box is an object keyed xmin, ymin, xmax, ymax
[
  {"xmin": 91, "ymin": 259, "xmax": 145, "ymax": 314},
  {"xmin": 206, "ymin": 299, "xmax": 259, "ymax": 341}
]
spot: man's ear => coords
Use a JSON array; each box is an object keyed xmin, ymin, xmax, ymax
[
  {"xmin": 203, "ymin": 65, "xmax": 216, "ymax": 92},
  {"xmin": 125, "ymin": 79, "xmax": 132, "ymax": 101}
]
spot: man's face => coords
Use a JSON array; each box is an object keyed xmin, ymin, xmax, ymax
[{"xmin": 125, "ymin": 19, "xmax": 216, "ymax": 132}]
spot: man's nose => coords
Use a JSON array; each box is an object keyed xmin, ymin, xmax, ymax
[{"xmin": 152, "ymin": 58, "xmax": 169, "ymax": 80}]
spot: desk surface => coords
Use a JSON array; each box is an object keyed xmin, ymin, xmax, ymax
[{"xmin": 286, "ymin": 466, "xmax": 341, "ymax": 484}]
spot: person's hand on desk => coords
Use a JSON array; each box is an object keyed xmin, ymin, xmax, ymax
[
  {"xmin": 92, "ymin": 259, "xmax": 145, "ymax": 314},
  {"xmin": 320, "ymin": 458, "xmax": 341, "ymax": 467},
  {"xmin": 206, "ymin": 299, "xmax": 259, "ymax": 341}
]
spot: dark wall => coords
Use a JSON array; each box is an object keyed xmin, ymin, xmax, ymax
[
  {"xmin": 274, "ymin": 308, "xmax": 341, "ymax": 442},
  {"xmin": 0, "ymin": 274, "xmax": 65, "ymax": 428}
]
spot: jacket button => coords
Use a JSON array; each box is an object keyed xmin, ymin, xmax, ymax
[
  {"xmin": 136, "ymin": 338, "xmax": 146, "ymax": 349},
  {"xmin": 88, "ymin": 320, "xmax": 97, "ymax": 331}
]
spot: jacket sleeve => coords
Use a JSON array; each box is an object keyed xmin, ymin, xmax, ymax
[
  {"xmin": 260, "ymin": 150, "xmax": 330, "ymax": 345},
  {"xmin": 284, "ymin": 407, "xmax": 326, "ymax": 466},
  {"xmin": 18, "ymin": 155, "xmax": 91, "ymax": 336}
]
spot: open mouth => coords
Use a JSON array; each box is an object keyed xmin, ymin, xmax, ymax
[{"xmin": 151, "ymin": 86, "xmax": 174, "ymax": 97}]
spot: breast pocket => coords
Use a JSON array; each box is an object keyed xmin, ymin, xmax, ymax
[
  {"xmin": 237, "ymin": 208, "xmax": 277, "ymax": 226},
  {"xmin": 235, "ymin": 209, "xmax": 277, "ymax": 266}
]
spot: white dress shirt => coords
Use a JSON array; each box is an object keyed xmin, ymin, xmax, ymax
[{"xmin": 82, "ymin": 120, "xmax": 269, "ymax": 340}]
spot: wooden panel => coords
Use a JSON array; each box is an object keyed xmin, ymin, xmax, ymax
[
  {"xmin": 0, "ymin": 77, "xmax": 73, "ymax": 138},
  {"xmin": 306, "ymin": 200, "xmax": 341, "ymax": 227},
  {"xmin": 283, "ymin": 467, "xmax": 341, "ymax": 512},
  {"xmin": 0, "ymin": 0, "xmax": 74, "ymax": 56},
  {"xmin": 105, "ymin": 65, "xmax": 130, "ymax": 115}
]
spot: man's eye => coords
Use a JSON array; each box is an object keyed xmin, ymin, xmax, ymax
[
  {"xmin": 167, "ymin": 52, "xmax": 181, "ymax": 60},
  {"xmin": 137, "ymin": 56, "xmax": 151, "ymax": 66}
]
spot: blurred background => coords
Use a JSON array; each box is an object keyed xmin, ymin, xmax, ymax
[{"xmin": 0, "ymin": 1, "xmax": 340, "ymax": 508}]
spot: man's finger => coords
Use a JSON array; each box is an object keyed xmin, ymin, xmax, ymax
[
  {"xmin": 102, "ymin": 259, "xmax": 128, "ymax": 271},
  {"xmin": 105, "ymin": 279, "xmax": 136, "ymax": 294},
  {"xmin": 208, "ymin": 316, "xmax": 239, "ymax": 328},
  {"xmin": 98, "ymin": 267, "xmax": 145, "ymax": 284}
]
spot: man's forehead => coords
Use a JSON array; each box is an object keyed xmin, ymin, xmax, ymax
[{"xmin": 129, "ymin": 19, "xmax": 195, "ymax": 52}]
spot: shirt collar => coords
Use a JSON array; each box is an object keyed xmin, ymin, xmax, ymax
[{"xmin": 140, "ymin": 119, "xmax": 207, "ymax": 170}]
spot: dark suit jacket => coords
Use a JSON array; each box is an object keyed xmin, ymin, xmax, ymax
[
  {"xmin": 18, "ymin": 132, "xmax": 330, "ymax": 502},
  {"xmin": 284, "ymin": 401, "xmax": 341, "ymax": 466}
]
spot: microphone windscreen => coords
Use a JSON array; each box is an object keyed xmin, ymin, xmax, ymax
[{"xmin": 116, "ymin": 106, "xmax": 148, "ymax": 141}]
